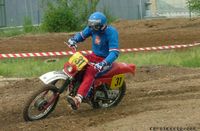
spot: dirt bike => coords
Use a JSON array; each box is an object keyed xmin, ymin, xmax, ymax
[{"xmin": 23, "ymin": 45, "xmax": 136, "ymax": 121}]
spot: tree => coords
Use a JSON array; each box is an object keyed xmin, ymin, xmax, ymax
[
  {"xmin": 187, "ymin": 0, "xmax": 200, "ymax": 13},
  {"xmin": 41, "ymin": 0, "xmax": 115, "ymax": 32},
  {"xmin": 41, "ymin": 0, "xmax": 100, "ymax": 32}
]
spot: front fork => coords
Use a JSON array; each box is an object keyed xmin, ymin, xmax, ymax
[
  {"xmin": 57, "ymin": 78, "xmax": 81, "ymax": 97},
  {"xmin": 38, "ymin": 79, "xmax": 71, "ymax": 111},
  {"xmin": 57, "ymin": 79, "xmax": 71, "ymax": 94}
]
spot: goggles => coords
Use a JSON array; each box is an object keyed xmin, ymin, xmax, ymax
[{"xmin": 88, "ymin": 19, "xmax": 102, "ymax": 31}]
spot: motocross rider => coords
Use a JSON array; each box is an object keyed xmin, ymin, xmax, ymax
[{"xmin": 66, "ymin": 11, "xmax": 119, "ymax": 110}]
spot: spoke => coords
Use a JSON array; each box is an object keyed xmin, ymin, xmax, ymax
[
  {"xmin": 43, "ymin": 93, "xmax": 58, "ymax": 110},
  {"xmin": 27, "ymin": 89, "xmax": 56, "ymax": 120}
]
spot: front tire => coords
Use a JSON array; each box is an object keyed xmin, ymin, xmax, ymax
[{"xmin": 23, "ymin": 85, "xmax": 59, "ymax": 121}]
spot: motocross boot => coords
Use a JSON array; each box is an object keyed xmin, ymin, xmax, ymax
[{"xmin": 67, "ymin": 94, "xmax": 82, "ymax": 110}]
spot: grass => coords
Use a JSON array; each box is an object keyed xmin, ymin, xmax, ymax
[
  {"xmin": 0, "ymin": 16, "xmax": 45, "ymax": 37},
  {"xmin": 0, "ymin": 28, "xmax": 23, "ymax": 37},
  {"xmin": 0, "ymin": 26, "xmax": 45, "ymax": 37},
  {"xmin": 0, "ymin": 47, "xmax": 200, "ymax": 77},
  {"xmin": 0, "ymin": 58, "xmax": 68, "ymax": 77}
]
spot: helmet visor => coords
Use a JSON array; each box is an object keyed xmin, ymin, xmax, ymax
[{"xmin": 88, "ymin": 19, "xmax": 101, "ymax": 31}]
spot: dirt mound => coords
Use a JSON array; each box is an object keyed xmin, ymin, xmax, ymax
[
  {"xmin": 0, "ymin": 18, "xmax": 200, "ymax": 54},
  {"xmin": 113, "ymin": 18, "xmax": 200, "ymax": 31}
]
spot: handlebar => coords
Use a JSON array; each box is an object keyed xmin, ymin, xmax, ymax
[
  {"xmin": 64, "ymin": 41, "xmax": 77, "ymax": 53},
  {"xmin": 64, "ymin": 41, "xmax": 101, "ymax": 72}
]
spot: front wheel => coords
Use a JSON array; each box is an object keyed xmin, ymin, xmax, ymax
[
  {"xmin": 23, "ymin": 85, "xmax": 60, "ymax": 121},
  {"xmin": 92, "ymin": 82, "xmax": 126, "ymax": 109}
]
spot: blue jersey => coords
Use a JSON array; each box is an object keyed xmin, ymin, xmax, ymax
[{"xmin": 73, "ymin": 26, "xmax": 119, "ymax": 64}]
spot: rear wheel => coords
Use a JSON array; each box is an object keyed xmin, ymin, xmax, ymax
[
  {"xmin": 92, "ymin": 82, "xmax": 126, "ymax": 109},
  {"xmin": 23, "ymin": 85, "xmax": 59, "ymax": 121}
]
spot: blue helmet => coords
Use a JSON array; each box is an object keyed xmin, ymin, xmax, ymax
[{"xmin": 88, "ymin": 12, "xmax": 107, "ymax": 31}]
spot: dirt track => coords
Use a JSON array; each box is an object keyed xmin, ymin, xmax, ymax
[
  {"xmin": 0, "ymin": 66, "xmax": 200, "ymax": 131},
  {"xmin": 0, "ymin": 18, "xmax": 200, "ymax": 131}
]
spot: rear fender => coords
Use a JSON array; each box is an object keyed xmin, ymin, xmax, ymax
[
  {"xmin": 94, "ymin": 62, "xmax": 136, "ymax": 87},
  {"xmin": 102, "ymin": 62, "xmax": 136, "ymax": 77},
  {"xmin": 39, "ymin": 71, "xmax": 68, "ymax": 85}
]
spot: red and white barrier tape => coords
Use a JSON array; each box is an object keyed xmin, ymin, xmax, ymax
[
  {"xmin": 120, "ymin": 43, "xmax": 200, "ymax": 52},
  {"xmin": 0, "ymin": 43, "xmax": 200, "ymax": 59}
]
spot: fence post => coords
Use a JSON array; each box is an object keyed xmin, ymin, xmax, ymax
[{"xmin": 188, "ymin": 2, "xmax": 192, "ymax": 20}]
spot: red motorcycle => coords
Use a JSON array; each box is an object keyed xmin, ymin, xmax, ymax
[{"xmin": 23, "ymin": 45, "xmax": 136, "ymax": 121}]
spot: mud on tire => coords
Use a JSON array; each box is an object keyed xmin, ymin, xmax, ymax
[{"xmin": 23, "ymin": 85, "xmax": 60, "ymax": 121}]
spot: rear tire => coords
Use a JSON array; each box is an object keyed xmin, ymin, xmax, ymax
[
  {"xmin": 23, "ymin": 85, "xmax": 59, "ymax": 121},
  {"xmin": 92, "ymin": 82, "xmax": 126, "ymax": 109}
]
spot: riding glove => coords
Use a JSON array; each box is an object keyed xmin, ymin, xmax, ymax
[
  {"xmin": 67, "ymin": 38, "xmax": 77, "ymax": 48},
  {"xmin": 94, "ymin": 61, "xmax": 107, "ymax": 71}
]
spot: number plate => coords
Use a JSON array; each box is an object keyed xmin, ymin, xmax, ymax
[
  {"xmin": 110, "ymin": 74, "xmax": 125, "ymax": 89},
  {"xmin": 68, "ymin": 52, "xmax": 88, "ymax": 71}
]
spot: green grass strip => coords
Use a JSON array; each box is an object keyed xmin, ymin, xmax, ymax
[
  {"xmin": 0, "ymin": 47, "xmax": 200, "ymax": 77},
  {"xmin": 117, "ymin": 47, "xmax": 200, "ymax": 67}
]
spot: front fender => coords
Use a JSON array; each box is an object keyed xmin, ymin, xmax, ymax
[{"xmin": 39, "ymin": 71, "xmax": 68, "ymax": 84}]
